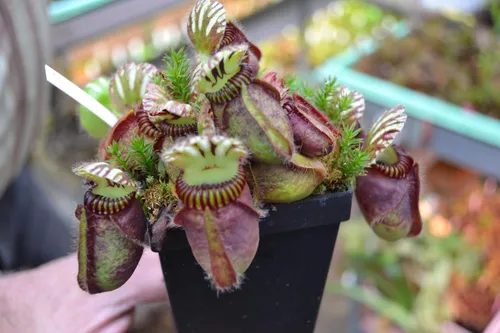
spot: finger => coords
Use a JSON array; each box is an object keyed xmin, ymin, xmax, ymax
[
  {"xmin": 492, "ymin": 294, "xmax": 500, "ymax": 315},
  {"xmin": 110, "ymin": 249, "xmax": 169, "ymax": 306},
  {"xmin": 485, "ymin": 310, "xmax": 500, "ymax": 333},
  {"xmin": 440, "ymin": 322, "xmax": 471, "ymax": 333},
  {"xmin": 70, "ymin": 250, "xmax": 168, "ymax": 331},
  {"xmin": 39, "ymin": 250, "xmax": 168, "ymax": 310},
  {"xmin": 44, "ymin": 251, "xmax": 167, "ymax": 315},
  {"xmin": 93, "ymin": 309, "xmax": 135, "ymax": 333}
]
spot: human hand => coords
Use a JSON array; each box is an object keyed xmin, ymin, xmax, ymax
[
  {"xmin": 0, "ymin": 249, "xmax": 168, "ymax": 333},
  {"xmin": 440, "ymin": 322, "xmax": 475, "ymax": 333},
  {"xmin": 441, "ymin": 297, "xmax": 500, "ymax": 333}
]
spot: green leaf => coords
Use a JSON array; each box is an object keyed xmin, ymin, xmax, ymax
[
  {"xmin": 326, "ymin": 281, "xmax": 417, "ymax": 331},
  {"xmin": 348, "ymin": 255, "xmax": 416, "ymax": 310},
  {"xmin": 79, "ymin": 77, "xmax": 118, "ymax": 139}
]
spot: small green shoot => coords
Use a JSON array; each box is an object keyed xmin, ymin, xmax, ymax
[
  {"xmin": 158, "ymin": 48, "xmax": 193, "ymax": 103},
  {"xmin": 106, "ymin": 141, "xmax": 134, "ymax": 175},
  {"xmin": 128, "ymin": 135, "xmax": 158, "ymax": 177}
]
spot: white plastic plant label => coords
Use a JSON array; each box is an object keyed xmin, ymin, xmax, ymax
[{"xmin": 44, "ymin": 65, "xmax": 118, "ymax": 127}]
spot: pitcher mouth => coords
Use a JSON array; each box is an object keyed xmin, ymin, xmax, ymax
[
  {"xmin": 84, "ymin": 190, "xmax": 135, "ymax": 215},
  {"xmin": 205, "ymin": 63, "xmax": 252, "ymax": 104},
  {"xmin": 73, "ymin": 162, "xmax": 138, "ymax": 215},
  {"xmin": 373, "ymin": 148, "xmax": 414, "ymax": 179},
  {"xmin": 176, "ymin": 165, "xmax": 246, "ymax": 210},
  {"xmin": 137, "ymin": 109, "xmax": 163, "ymax": 139},
  {"xmin": 159, "ymin": 122, "xmax": 198, "ymax": 138},
  {"xmin": 193, "ymin": 44, "xmax": 253, "ymax": 104},
  {"xmin": 218, "ymin": 22, "xmax": 262, "ymax": 61}
]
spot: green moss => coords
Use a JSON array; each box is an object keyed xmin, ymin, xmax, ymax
[
  {"xmin": 288, "ymin": 77, "xmax": 371, "ymax": 191},
  {"xmin": 141, "ymin": 179, "xmax": 177, "ymax": 222},
  {"xmin": 106, "ymin": 141, "xmax": 133, "ymax": 175},
  {"xmin": 128, "ymin": 135, "xmax": 159, "ymax": 176},
  {"xmin": 159, "ymin": 48, "xmax": 193, "ymax": 103},
  {"xmin": 106, "ymin": 135, "xmax": 159, "ymax": 179}
]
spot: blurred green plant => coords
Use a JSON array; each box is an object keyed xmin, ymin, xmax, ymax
[
  {"xmin": 329, "ymin": 214, "xmax": 483, "ymax": 332},
  {"xmin": 489, "ymin": 0, "xmax": 500, "ymax": 33},
  {"xmin": 78, "ymin": 77, "xmax": 121, "ymax": 139},
  {"xmin": 355, "ymin": 17, "xmax": 500, "ymax": 119},
  {"xmin": 305, "ymin": 0, "xmax": 401, "ymax": 67},
  {"xmin": 259, "ymin": 0, "xmax": 401, "ymax": 73}
]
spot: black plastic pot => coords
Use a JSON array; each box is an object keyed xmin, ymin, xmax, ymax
[{"xmin": 159, "ymin": 190, "xmax": 352, "ymax": 333}]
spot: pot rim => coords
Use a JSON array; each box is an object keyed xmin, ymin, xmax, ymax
[{"xmin": 161, "ymin": 188, "xmax": 352, "ymax": 251}]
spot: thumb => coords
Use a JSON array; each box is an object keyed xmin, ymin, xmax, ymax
[
  {"xmin": 440, "ymin": 322, "xmax": 471, "ymax": 333},
  {"xmin": 107, "ymin": 249, "xmax": 169, "ymax": 307},
  {"xmin": 0, "ymin": 249, "xmax": 168, "ymax": 333},
  {"xmin": 491, "ymin": 294, "xmax": 500, "ymax": 315},
  {"xmin": 485, "ymin": 300, "xmax": 500, "ymax": 333}
]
